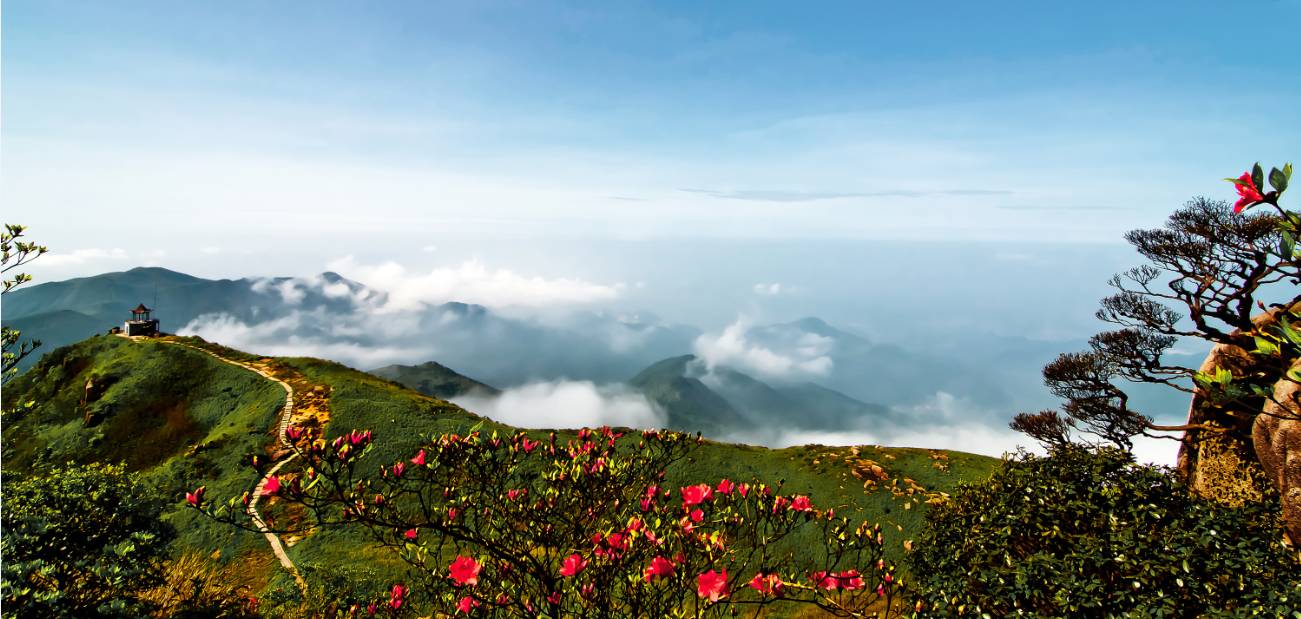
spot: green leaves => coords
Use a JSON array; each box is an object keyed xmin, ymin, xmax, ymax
[
  {"xmin": 1252, "ymin": 162, "xmax": 1265, "ymax": 190},
  {"xmin": 909, "ymin": 447, "xmax": 1301, "ymax": 617},
  {"xmin": 1270, "ymin": 166, "xmax": 1290, "ymax": 194}
]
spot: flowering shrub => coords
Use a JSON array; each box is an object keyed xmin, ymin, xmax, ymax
[{"xmin": 191, "ymin": 426, "xmax": 907, "ymax": 616}]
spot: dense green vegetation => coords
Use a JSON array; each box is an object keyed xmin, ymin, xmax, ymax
[
  {"xmin": 3, "ymin": 335, "xmax": 287, "ymax": 568},
  {"xmin": 910, "ymin": 446, "xmax": 1301, "ymax": 617},
  {"xmin": 2, "ymin": 336, "xmax": 1000, "ymax": 614},
  {"xmin": 2, "ymin": 463, "xmax": 173, "ymax": 617}
]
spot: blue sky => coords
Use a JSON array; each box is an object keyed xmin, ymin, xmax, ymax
[
  {"xmin": 6, "ymin": 1, "xmax": 1296, "ymax": 463},
  {"xmin": 4, "ymin": 1, "xmax": 1300, "ymax": 277}
]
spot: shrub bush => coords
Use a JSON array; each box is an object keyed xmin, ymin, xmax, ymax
[
  {"xmin": 2, "ymin": 462, "xmax": 173, "ymax": 618},
  {"xmin": 193, "ymin": 426, "xmax": 908, "ymax": 616},
  {"xmin": 908, "ymin": 446, "xmax": 1301, "ymax": 617}
]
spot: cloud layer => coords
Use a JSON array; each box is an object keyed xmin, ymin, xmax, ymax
[
  {"xmin": 326, "ymin": 257, "xmax": 624, "ymax": 312},
  {"xmin": 693, "ymin": 317, "xmax": 833, "ymax": 381},
  {"xmin": 453, "ymin": 381, "xmax": 665, "ymax": 430}
]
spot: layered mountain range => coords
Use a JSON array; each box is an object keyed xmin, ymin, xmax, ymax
[{"xmin": 9, "ymin": 265, "xmax": 1209, "ymax": 444}]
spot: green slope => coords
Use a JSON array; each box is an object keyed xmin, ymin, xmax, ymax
[
  {"xmin": 628, "ymin": 354, "xmax": 752, "ymax": 434},
  {"xmin": 368, "ymin": 360, "xmax": 500, "ymax": 399},
  {"xmin": 630, "ymin": 354, "xmax": 895, "ymax": 433},
  {"xmin": 2, "ymin": 336, "xmax": 1001, "ymax": 602},
  {"xmin": 1, "ymin": 335, "xmax": 288, "ymax": 573}
]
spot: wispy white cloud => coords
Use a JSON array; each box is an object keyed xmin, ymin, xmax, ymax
[
  {"xmin": 453, "ymin": 381, "xmax": 665, "ymax": 429},
  {"xmin": 38, "ymin": 247, "xmax": 129, "ymax": 267},
  {"xmin": 177, "ymin": 311, "xmax": 428, "ymax": 367},
  {"xmin": 326, "ymin": 256, "xmax": 624, "ymax": 311},
  {"xmin": 693, "ymin": 317, "xmax": 833, "ymax": 380},
  {"xmin": 752, "ymin": 282, "xmax": 785, "ymax": 296}
]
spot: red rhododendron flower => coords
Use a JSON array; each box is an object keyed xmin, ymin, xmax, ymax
[
  {"xmin": 559, "ymin": 553, "xmax": 588, "ymax": 577},
  {"xmin": 392, "ymin": 462, "xmax": 406, "ymax": 478},
  {"xmin": 389, "ymin": 584, "xmax": 407, "ymax": 609},
  {"xmin": 643, "ymin": 556, "xmax": 675, "ymax": 582},
  {"xmin": 456, "ymin": 596, "xmax": 479, "ymax": 614},
  {"xmin": 837, "ymin": 569, "xmax": 864, "ymax": 590},
  {"xmin": 789, "ymin": 495, "xmax": 813, "ymax": 512},
  {"xmin": 546, "ymin": 591, "xmax": 562, "ymax": 605},
  {"xmin": 748, "ymin": 572, "xmax": 784, "ymax": 596},
  {"xmin": 811, "ymin": 571, "xmax": 838, "ymax": 590},
  {"xmin": 681, "ymin": 484, "xmax": 713, "ymax": 506},
  {"xmin": 507, "ymin": 489, "xmax": 525, "ymax": 501},
  {"xmin": 410, "ymin": 449, "xmax": 426, "ymax": 466},
  {"xmin": 404, "ymin": 528, "xmax": 418, "ymax": 541},
  {"xmin": 449, "ymin": 556, "xmax": 482, "ymax": 586},
  {"xmin": 186, "ymin": 486, "xmax": 206, "ymax": 506},
  {"xmin": 696, "ymin": 569, "xmax": 729, "ymax": 601},
  {"xmin": 263, "ymin": 476, "xmax": 281, "ymax": 495},
  {"xmin": 689, "ymin": 508, "xmax": 704, "ymax": 523},
  {"xmin": 738, "ymin": 483, "xmax": 749, "ymax": 497},
  {"xmin": 1233, "ymin": 171, "xmax": 1265, "ymax": 213},
  {"xmin": 716, "ymin": 478, "xmax": 735, "ymax": 495}
]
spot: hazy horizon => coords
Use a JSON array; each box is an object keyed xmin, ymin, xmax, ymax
[{"xmin": 7, "ymin": 1, "xmax": 1297, "ymax": 469}]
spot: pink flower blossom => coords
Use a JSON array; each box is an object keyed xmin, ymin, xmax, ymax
[
  {"xmin": 680, "ymin": 484, "xmax": 714, "ymax": 506},
  {"xmin": 811, "ymin": 571, "xmax": 838, "ymax": 590},
  {"xmin": 456, "ymin": 596, "xmax": 479, "ymax": 614},
  {"xmin": 546, "ymin": 591, "xmax": 562, "ymax": 605},
  {"xmin": 392, "ymin": 462, "xmax": 406, "ymax": 478},
  {"xmin": 1233, "ymin": 171, "xmax": 1265, "ymax": 213},
  {"xmin": 643, "ymin": 556, "xmax": 675, "ymax": 582},
  {"xmin": 837, "ymin": 569, "xmax": 864, "ymax": 590},
  {"xmin": 404, "ymin": 528, "xmax": 418, "ymax": 541},
  {"xmin": 186, "ymin": 486, "xmax": 206, "ymax": 506},
  {"xmin": 560, "ymin": 554, "xmax": 588, "ymax": 577},
  {"xmin": 716, "ymin": 478, "xmax": 735, "ymax": 495},
  {"xmin": 263, "ymin": 476, "xmax": 281, "ymax": 495},
  {"xmin": 411, "ymin": 449, "xmax": 426, "ymax": 466},
  {"xmin": 449, "ymin": 556, "xmax": 482, "ymax": 586},
  {"xmin": 389, "ymin": 584, "xmax": 407, "ymax": 609},
  {"xmin": 696, "ymin": 569, "xmax": 729, "ymax": 601},
  {"xmin": 789, "ymin": 495, "xmax": 813, "ymax": 512},
  {"xmin": 748, "ymin": 572, "xmax": 784, "ymax": 596}
]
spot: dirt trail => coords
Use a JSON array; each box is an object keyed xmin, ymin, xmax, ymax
[{"xmin": 140, "ymin": 336, "xmax": 331, "ymax": 593}]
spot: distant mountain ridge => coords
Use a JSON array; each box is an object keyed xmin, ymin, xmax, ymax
[
  {"xmin": 628, "ymin": 354, "xmax": 894, "ymax": 436},
  {"xmin": 370, "ymin": 361, "xmax": 499, "ymax": 400},
  {"xmin": 6, "ymin": 266, "xmax": 1021, "ymax": 432}
]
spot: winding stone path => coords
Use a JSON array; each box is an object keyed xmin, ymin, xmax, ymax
[{"xmin": 148, "ymin": 338, "xmax": 309, "ymax": 593}]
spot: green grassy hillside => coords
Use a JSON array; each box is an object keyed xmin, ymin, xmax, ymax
[
  {"xmin": 2, "ymin": 336, "xmax": 1002, "ymax": 603},
  {"xmin": 368, "ymin": 360, "xmax": 500, "ymax": 399},
  {"xmin": 629, "ymin": 354, "xmax": 752, "ymax": 434}
]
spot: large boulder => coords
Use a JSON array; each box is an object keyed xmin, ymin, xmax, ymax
[
  {"xmin": 1253, "ymin": 358, "xmax": 1301, "ymax": 541},
  {"xmin": 1178, "ymin": 302, "xmax": 1301, "ymax": 541}
]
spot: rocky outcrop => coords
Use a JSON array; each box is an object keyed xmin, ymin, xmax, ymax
[
  {"xmin": 1178, "ymin": 302, "xmax": 1301, "ymax": 541},
  {"xmin": 1253, "ymin": 358, "xmax": 1301, "ymax": 541}
]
